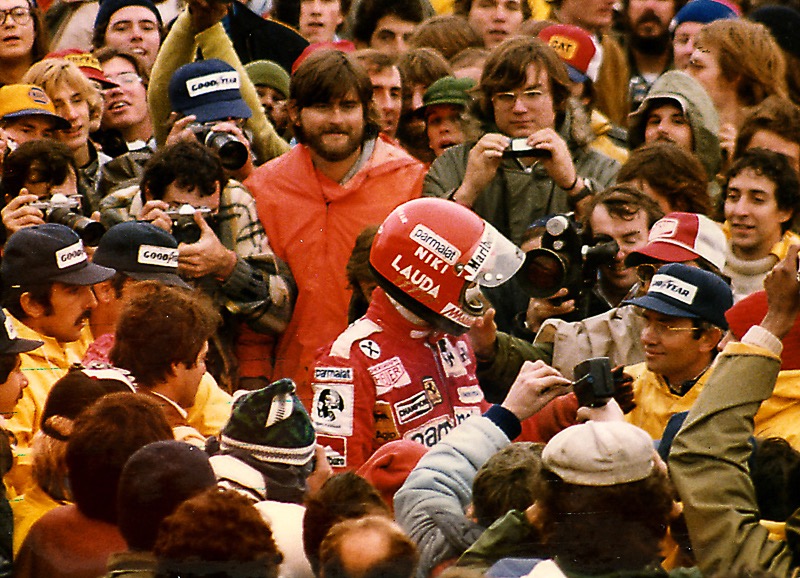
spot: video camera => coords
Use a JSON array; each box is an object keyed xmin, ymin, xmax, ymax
[
  {"xmin": 515, "ymin": 214, "xmax": 618, "ymax": 319},
  {"xmin": 30, "ymin": 193, "xmax": 105, "ymax": 246},
  {"xmin": 572, "ymin": 357, "xmax": 615, "ymax": 408},
  {"xmin": 166, "ymin": 204, "xmax": 214, "ymax": 244},
  {"xmin": 189, "ymin": 122, "xmax": 249, "ymax": 171}
]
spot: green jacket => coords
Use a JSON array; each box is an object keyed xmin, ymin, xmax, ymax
[{"xmin": 670, "ymin": 338, "xmax": 800, "ymax": 577}]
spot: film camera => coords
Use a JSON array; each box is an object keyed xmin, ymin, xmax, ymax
[
  {"xmin": 516, "ymin": 214, "xmax": 618, "ymax": 319},
  {"xmin": 189, "ymin": 122, "xmax": 249, "ymax": 171},
  {"xmin": 30, "ymin": 193, "xmax": 105, "ymax": 246},
  {"xmin": 502, "ymin": 138, "xmax": 552, "ymax": 159},
  {"xmin": 572, "ymin": 357, "xmax": 615, "ymax": 408},
  {"xmin": 166, "ymin": 204, "xmax": 214, "ymax": 244}
]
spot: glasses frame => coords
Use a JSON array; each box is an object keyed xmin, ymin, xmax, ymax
[
  {"xmin": 491, "ymin": 88, "xmax": 545, "ymax": 109},
  {"xmin": 634, "ymin": 307, "xmax": 698, "ymax": 337},
  {"xmin": 0, "ymin": 6, "xmax": 31, "ymax": 26}
]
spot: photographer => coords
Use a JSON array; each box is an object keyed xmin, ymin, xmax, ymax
[
  {"xmin": 423, "ymin": 36, "xmax": 619, "ymax": 246},
  {"xmin": 99, "ymin": 140, "xmax": 295, "ymax": 391},
  {"xmin": 0, "ymin": 139, "xmax": 101, "ymax": 245}
]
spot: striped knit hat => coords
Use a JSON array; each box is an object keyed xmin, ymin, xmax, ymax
[{"xmin": 220, "ymin": 379, "xmax": 316, "ymax": 466}]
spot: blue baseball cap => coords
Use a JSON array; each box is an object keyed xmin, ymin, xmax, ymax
[
  {"xmin": 168, "ymin": 59, "xmax": 253, "ymax": 123},
  {"xmin": 622, "ymin": 263, "xmax": 732, "ymax": 329}
]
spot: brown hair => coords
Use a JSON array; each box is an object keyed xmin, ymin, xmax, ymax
[
  {"xmin": 735, "ymin": 96, "xmax": 800, "ymax": 158},
  {"xmin": 695, "ymin": 20, "xmax": 787, "ymax": 107},
  {"xmin": 154, "ymin": 487, "xmax": 282, "ymax": 577},
  {"xmin": 583, "ymin": 184, "xmax": 665, "ymax": 235},
  {"xmin": 110, "ymin": 282, "xmax": 220, "ymax": 388},
  {"xmin": 66, "ymin": 392, "xmax": 173, "ymax": 523},
  {"xmin": 617, "ymin": 142, "xmax": 711, "ymax": 215},
  {"xmin": 409, "ymin": 15, "xmax": 484, "ymax": 61},
  {"xmin": 290, "ymin": 49, "xmax": 379, "ymax": 141},
  {"xmin": 92, "ymin": 46, "xmax": 151, "ymax": 85},
  {"xmin": 477, "ymin": 37, "xmax": 571, "ymax": 127},
  {"xmin": 319, "ymin": 515, "xmax": 418, "ymax": 578},
  {"xmin": 453, "ymin": 0, "xmax": 532, "ymax": 23}
]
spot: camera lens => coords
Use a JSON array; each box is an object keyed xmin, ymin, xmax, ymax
[
  {"xmin": 46, "ymin": 208, "xmax": 106, "ymax": 246},
  {"xmin": 519, "ymin": 249, "xmax": 568, "ymax": 298},
  {"xmin": 205, "ymin": 131, "xmax": 248, "ymax": 171}
]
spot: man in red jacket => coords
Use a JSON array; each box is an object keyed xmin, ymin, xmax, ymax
[{"xmin": 245, "ymin": 48, "xmax": 425, "ymax": 402}]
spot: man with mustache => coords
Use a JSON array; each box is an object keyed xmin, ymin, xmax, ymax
[
  {"xmin": 624, "ymin": 0, "xmax": 678, "ymax": 113},
  {"xmin": 0, "ymin": 224, "xmax": 115, "ymax": 484},
  {"xmin": 245, "ymin": 49, "xmax": 425, "ymax": 403}
]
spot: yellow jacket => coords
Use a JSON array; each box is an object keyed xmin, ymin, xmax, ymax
[
  {"xmin": 624, "ymin": 361, "xmax": 712, "ymax": 439},
  {"xmin": 10, "ymin": 483, "xmax": 62, "ymax": 556}
]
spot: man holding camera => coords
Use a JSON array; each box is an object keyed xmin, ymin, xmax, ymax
[
  {"xmin": 423, "ymin": 37, "xmax": 619, "ymax": 246},
  {"xmin": 100, "ymin": 139, "xmax": 295, "ymax": 391}
]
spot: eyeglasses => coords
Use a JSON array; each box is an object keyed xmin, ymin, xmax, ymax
[
  {"xmin": 103, "ymin": 72, "xmax": 142, "ymax": 90},
  {"xmin": 492, "ymin": 89, "xmax": 544, "ymax": 109},
  {"xmin": 633, "ymin": 308, "xmax": 697, "ymax": 337},
  {"xmin": 636, "ymin": 263, "xmax": 659, "ymax": 285},
  {"xmin": 0, "ymin": 6, "xmax": 31, "ymax": 26}
]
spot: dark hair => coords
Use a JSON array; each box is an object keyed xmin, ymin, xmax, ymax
[
  {"xmin": 453, "ymin": 0, "xmax": 532, "ymax": 22},
  {"xmin": 346, "ymin": 224, "xmax": 379, "ymax": 323},
  {"xmin": 319, "ymin": 515, "xmax": 418, "ymax": 578},
  {"xmin": 0, "ymin": 354, "xmax": 18, "ymax": 384},
  {"xmin": 725, "ymin": 148, "xmax": 800, "ymax": 232},
  {"xmin": 140, "ymin": 140, "xmax": 225, "ymax": 201},
  {"xmin": 472, "ymin": 442, "xmax": 544, "ymax": 528},
  {"xmin": 3, "ymin": 283, "xmax": 54, "ymax": 321},
  {"xmin": 351, "ymin": 0, "xmax": 425, "ymax": 45},
  {"xmin": 66, "ymin": 392, "xmax": 173, "ymax": 523},
  {"xmin": 409, "ymin": 15, "xmax": 484, "ymax": 62},
  {"xmin": 584, "ymin": 184, "xmax": 665, "ymax": 235},
  {"xmin": 29, "ymin": 0, "xmax": 49, "ymax": 64},
  {"xmin": 735, "ymin": 96, "xmax": 800, "ymax": 159},
  {"xmin": 290, "ymin": 49, "xmax": 380, "ymax": 142},
  {"xmin": 353, "ymin": 48, "xmax": 396, "ymax": 75},
  {"xmin": 110, "ymin": 282, "xmax": 220, "ymax": 388},
  {"xmin": 1, "ymin": 138, "xmax": 78, "ymax": 200},
  {"xmin": 751, "ymin": 437, "xmax": 800, "ymax": 522},
  {"xmin": 91, "ymin": 3, "xmax": 164, "ymax": 51},
  {"xmin": 272, "ymin": 0, "xmax": 351, "ymax": 31},
  {"xmin": 154, "ymin": 487, "xmax": 283, "ymax": 578},
  {"xmin": 617, "ymin": 142, "xmax": 711, "ymax": 215},
  {"xmin": 93, "ymin": 46, "xmax": 151, "ymax": 85},
  {"xmin": 477, "ymin": 37, "xmax": 570, "ymax": 127},
  {"xmin": 303, "ymin": 472, "xmax": 391, "ymax": 575},
  {"xmin": 537, "ymin": 468, "xmax": 675, "ymax": 574}
]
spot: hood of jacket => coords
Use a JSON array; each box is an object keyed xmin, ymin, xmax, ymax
[{"xmin": 628, "ymin": 71, "xmax": 721, "ymax": 180}]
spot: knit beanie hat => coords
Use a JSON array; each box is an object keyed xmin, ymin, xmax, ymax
[
  {"xmin": 94, "ymin": 0, "xmax": 162, "ymax": 40},
  {"xmin": 357, "ymin": 440, "xmax": 428, "ymax": 511},
  {"xmin": 244, "ymin": 60, "xmax": 290, "ymax": 99},
  {"xmin": 220, "ymin": 379, "xmax": 316, "ymax": 466}
]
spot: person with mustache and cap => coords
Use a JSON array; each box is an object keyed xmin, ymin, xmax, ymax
[{"xmin": 0, "ymin": 223, "xmax": 115, "ymax": 493}]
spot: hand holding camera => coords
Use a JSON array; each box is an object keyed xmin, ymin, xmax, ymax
[
  {"xmin": 502, "ymin": 359, "xmax": 572, "ymax": 422},
  {"xmin": 1, "ymin": 191, "xmax": 104, "ymax": 245}
]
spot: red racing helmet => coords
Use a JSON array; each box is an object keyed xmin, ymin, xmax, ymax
[{"xmin": 370, "ymin": 198, "xmax": 524, "ymax": 335}]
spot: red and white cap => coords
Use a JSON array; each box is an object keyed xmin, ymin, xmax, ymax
[{"xmin": 625, "ymin": 212, "xmax": 726, "ymax": 271}]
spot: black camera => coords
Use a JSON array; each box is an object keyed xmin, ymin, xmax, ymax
[
  {"xmin": 516, "ymin": 215, "xmax": 618, "ymax": 315},
  {"xmin": 166, "ymin": 204, "xmax": 214, "ymax": 244},
  {"xmin": 189, "ymin": 122, "xmax": 249, "ymax": 171},
  {"xmin": 573, "ymin": 357, "xmax": 615, "ymax": 408},
  {"xmin": 30, "ymin": 194, "xmax": 105, "ymax": 246},
  {"xmin": 502, "ymin": 138, "xmax": 552, "ymax": 159}
]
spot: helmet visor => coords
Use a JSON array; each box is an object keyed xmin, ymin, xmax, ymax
[{"xmin": 462, "ymin": 222, "xmax": 525, "ymax": 288}]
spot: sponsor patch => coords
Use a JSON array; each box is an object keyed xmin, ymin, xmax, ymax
[
  {"xmin": 404, "ymin": 415, "xmax": 455, "ymax": 448},
  {"xmin": 438, "ymin": 338, "xmax": 467, "ymax": 378},
  {"xmin": 55, "ymin": 241, "xmax": 86, "ymax": 269},
  {"xmin": 311, "ymin": 383, "xmax": 354, "ymax": 437},
  {"xmin": 186, "ymin": 71, "xmax": 240, "ymax": 97},
  {"xmin": 138, "ymin": 245, "xmax": 179, "ymax": 268},
  {"xmin": 649, "ymin": 274, "xmax": 698, "ymax": 305},
  {"xmin": 462, "ymin": 226, "xmax": 494, "ymax": 281},
  {"xmin": 319, "ymin": 437, "xmax": 347, "ymax": 468},
  {"xmin": 368, "ymin": 356, "xmax": 411, "ymax": 391},
  {"xmin": 394, "ymin": 392, "xmax": 433, "ymax": 424},
  {"xmin": 265, "ymin": 392, "xmax": 293, "ymax": 427},
  {"xmin": 456, "ymin": 341, "xmax": 472, "ymax": 365},
  {"xmin": 648, "ymin": 218, "xmax": 678, "ymax": 241},
  {"xmin": 374, "ymin": 401, "xmax": 400, "ymax": 444},
  {"xmin": 547, "ymin": 35, "xmax": 578, "ymax": 60},
  {"xmin": 313, "ymin": 367, "xmax": 354, "ymax": 382},
  {"xmin": 440, "ymin": 302, "xmax": 473, "ymax": 328},
  {"xmin": 422, "ymin": 377, "xmax": 442, "ymax": 405},
  {"xmin": 457, "ymin": 385, "xmax": 484, "ymax": 404},
  {"xmin": 454, "ymin": 406, "xmax": 481, "ymax": 424},
  {"xmin": 358, "ymin": 339, "xmax": 381, "ymax": 359},
  {"xmin": 28, "ymin": 86, "xmax": 49, "ymax": 105},
  {"xmin": 410, "ymin": 224, "xmax": 461, "ymax": 265},
  {"xmin": 3, "ymin": 316, "xmax": 17, "ymax": 341}
]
